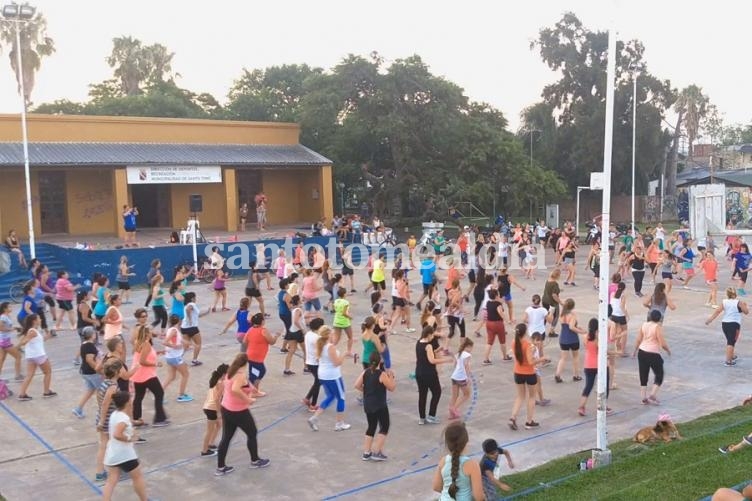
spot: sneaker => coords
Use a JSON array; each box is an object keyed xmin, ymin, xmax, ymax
[
  {"xmin": 418, "ymin": 418, "xmax": 426, "ymax": 425},
  {"xmin": 250, "ymin": 458, "xmax": 270, "ymax": 469},
  {"xmin": 215, "ymin": 466, "xmax": 235, "ymax": 476},
  {"xmin": 719, "ymin": 445, "xmax": 731, "ymax": 454},
  {"xmin": 152, "ymin": 420, "xmax": 171, "ymax": 427},
  {"xmin": 14, "ymin": 374, "xmax": 24, "ymax": 381},
  {"xmin": 303, "ymin": 366, "xmax": 311, "ymax": 373},
  {"xmin": 134, "ymin": 437, "xmax": 147, "ymax": 445},
  {"xmin": 42, "ymin": 391, "xmax": 58, "ymax": 398},
  {"xmin": 724, "ymin": 360, "xmax": 737, "ymax": 367},
  {"xmin": 732, "ymin": 355, "xmax": 739, "ymax": 361},
  {"xmin": 524, "ymin": 421, "xmax": 540, "ymax": 429},
  {"xmin": 371, "ymin": 452, "xmax": 388, "ymax": 461},
  {"xmin": 176, "ymin": 394, "xmax": 194, "ymax": 403},
  {"xmin": 554, "ymin": 376, "xmax": 563, "ymax": 383},
  {"xmin": 508, "ymin": 418, "xmax": 518, "ymax": 431},
  {"xmin": 405, "ymin": 328, "xmax": 416, "ymax": 333},
  {"xmin": 208, "ymin": 445, "xmax": 218, "ymax": 450},
  {"xmin": 280, "ymin": 348, "xmax": 289, "ymax": 353},
  {"xmin": 573, "ymin": 376, "xmax": 583, "ymax": 382},
  {"xmin": 283, "ymin": 370, "xmax": 295, "ymax": 376},
  {"xmin": 539, "ymin": 398, "xmax": 551, "ymax": 406},
  {"xmin": 648, "ymin": 396, "xmax": 660, "ymax": 405},
  {"xmin": 308, "ymin": 416, "xmax": 319, "ymax": 431},
  {"xmin": 482, "ymin": 359, "xmax": 492, "ymax": 366},
  {"xmin": 190, "ymin": 360, "xmax": 203, "ymax": 366},
  {"xmin": 641, "ymin": 398, "xmax": 650, "ymax": 405},
  {"xmin": 201, "ymin": 450, "xmax": 218, "ymax": 457},
  {"xmin": 425, "ymin": 416, "xmax": 441, "ymax": 425},
  {"xmin": 94, "ymin": 472, "xmax": 108, "ymax": 482},
  {"xmin": 335, "ymin": 422, "xmax": 352, "ymax": 431},
  {"xmin": 362, "ymin": 452, "xmax": 372, "ymax": 461},
  {"xmin": 72, "ymin": 407, "xmax": 85, "ymax": 419},
  {"xmin": 73, "ymin": 359, "xmax": 81, "ymax": 366},
  {"xmin": 548, "ymin": 332, "xmax": 559, "ymax": 338}
]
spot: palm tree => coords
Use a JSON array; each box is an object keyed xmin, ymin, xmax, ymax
[
  {"xmin": 107, "ymin": 36, "xmax": 149, "ymax": 96},
  {"xmin": 144, "ymin": 43, "xmax": 175, "ymax": 84},
  {"xmin": 0, "ymin": 5, "xmax": 55, "ymax": 107},
  {"xmin": 675, "ymin": 85, "xmax": 709, "ymax": 159}
]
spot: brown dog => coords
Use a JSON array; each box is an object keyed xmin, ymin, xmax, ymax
[
  {"xmin": 743, "ymin": 396, "xmax": 752, "ymax": 406},
  {"xmin": 633, "ymin": 420, "xmax": 682, "ymax": 444}
]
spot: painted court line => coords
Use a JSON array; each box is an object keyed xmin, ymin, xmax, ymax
[{"xmin": 0, "ymin": 401, "xmax": 102, "ymax": 496}]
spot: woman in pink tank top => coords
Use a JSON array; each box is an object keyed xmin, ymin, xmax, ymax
[
  {"xmin": 577, "ymin": 318, "xmax": 614, "ymax": 416},
  {"xmin": 633, "ymin": 310, "xmax": 671, "ymax": 406}
]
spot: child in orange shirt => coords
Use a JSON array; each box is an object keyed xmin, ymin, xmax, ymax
[{"xmin": 699, "ymin": 251, "xmax": 719, "ymax": 308}]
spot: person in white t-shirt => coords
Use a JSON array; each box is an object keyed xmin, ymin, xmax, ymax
[
  {"xmin": 302, "ymin": 318, "xmax": 325, "ymax": 412},
  {"xmin": 448, "ymin": 338, "xmax": 474, "ymax": 420},
  {"xmin": 523, "ymin": 294, "xmax": 552, "ymax": 361},
  {"xmin": 102, "ymin": 391, "xmax": 151, "ymax": 501}
]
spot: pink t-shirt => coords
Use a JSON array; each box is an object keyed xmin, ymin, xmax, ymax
[
  {"xmin": 55, "ymin": 278, "xmax": 75, "ymax": 301},
  {"xmin": 221, "ymin": 376, "xmax": 252, "ymax": 412},
  {"xmin": 302, "ymin": 276, "xmax": 318, "ymax": 300},
  {"xmin": 131, "ymin": 344, "xmax": 157, "ymax": 383}
]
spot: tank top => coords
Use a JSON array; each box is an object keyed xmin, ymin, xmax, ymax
[
  {"xmin": 246, "ymin": 271, "xmax": 258, "ymax": 290},
  {"xmin": 277, "ymin": 290, "xmax": 290, "ymax": 316},
  {"xmin": 213, "ymin": 275, "xmax": 226, "ymax": 290},
  {"xmin": 245, "ymin": 326, "xmax": 270, "ymax": 363},
  {"xmin": 170, "ymin": 292, "xmax": 184, "ymax": 318},
  {"xmin": 236, "ymin": 310, "xmax": 250, "ymax": 333},
  {"xmin": 302, "ymin": 277, "xmax": 318, "ymax": 300},
  {"xmin": 276, "ymin": 257, "xmax": 286, "ymax": 278},
  {"xmin": 181, "ymin": 303, "xmax": 199, "ymax": 329},
  {"xmin": 415, "ymin": 340, "xmax": 437, "ymax": 377},
  {"xmin": 362, "ymin": 335, "xmax": 377, "ymax": 365},
  {"xmin": 24, "ymin": 329, "xmax": 45, "ymax": 359},
  {"xmin": 649, "ymin": 295, "xmax": 668, "ymax": 319},
  {"xmin": 131, "ymin": 343, "xmax": 158, "ymax": 383},
  {"xmin": 631, "ymin": 255, "xmax": 646, "ymax": 271},
  {"xmin": 203, "ymin": 383, "xmax": 222, "ymax": 411},
  {"xmin": 609, "ymin": 295, "xmax": 625, "ymax": 317},
  {"xmin": 93, "ymin": 287, "xmax": 108, "ymax": 316},
  {"xmin": 164, "ymin": 327, "xmax": 184, "ymax": 359},
  {"xmin": 391, "ymin": 280, "xmax": 400, "ymax": 298},
  {"xmin": 363, "ymin": 368, "xmax": 387, "ymax": 413},
  {"xmin": 291, "ymin": 307, "xmax": 304, "ymax": 333},
  {"xmin": 584, "ymin": 339, "xmax": 598, "ymax": 369},
  {"xmin": 559, "ymin": 319, "xmax": 578, "ymax": 345},
  {"xmin": 440, "ymin": 455, "xmax": 472, "ymax": 501},
  {"xmin": 103, "ymin": 306, "xmax": 122, "ymax": 340},
  {"xmin": 96, "ymin": 379, "xmax": 117, "ymax": 429},
  {"xmin": 317, "ymin": 342, "xmax": 342, "ymax": 380},
  {"xmin": 512, "ymin": 338, "xmax": 536, "ymax": 375},
  {"xmin": 486, "ymin": 300, "xmax": 503, "ymax": 322},
  {"xmin": 638, "ymin": 322, "xmax": 662, "ymax": 353},
  {"xmin": 498, "ymin": 275, "xmax": 511, "ymax": 297},
  {"xmin": 660, "ymin": 259, "xmax": 673, "ymax": 274},
  {"xmin": 222, "ymin": 375, "xmax": 253, "ymax": 412},
  {"xmin": 722, "ymin": 299, "xmax": 742, "ymax": 324},
  {"xmin": 77, "ymin": 304, "xmax": 92, "ymax": 330},
  {"xmin": 152, "ymin": 287, "xmax": 165, "ymax": 307}
]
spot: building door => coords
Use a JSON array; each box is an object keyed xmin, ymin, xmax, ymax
[
  {"xmin": 131, "ymin": 184, "xmax": 171, "ymax": 227},
  {"xmin": 38, "ymin": 171, "xmax": 68, "ymax": 234},
  {"xmin": 237, "ymin": 170, "xmax": 262, "ymax": 223}
]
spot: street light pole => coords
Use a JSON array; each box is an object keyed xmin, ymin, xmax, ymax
[
  {"xmin": 3, "ymin": 2, "xmax": 36, "ymax": 259},
  {"xmin": 631, "ymin": 71, "xmax": 637, "ymax": 237}
]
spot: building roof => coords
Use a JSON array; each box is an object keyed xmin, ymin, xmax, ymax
[
  {"xmin": 678, "ymin": 168, "xmax": 752, "ymax": 188},
  {"xmin": 0, "ymin": 142, "xmax": 331, "ymax": 167}
]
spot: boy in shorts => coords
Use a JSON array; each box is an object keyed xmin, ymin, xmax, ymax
[{"xmin": 480, "ymin": 438, "xmax": 514, "ymax": 500}]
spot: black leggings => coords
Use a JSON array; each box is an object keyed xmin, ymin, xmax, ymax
[
  {"xmin": 217, "ymin": 407, "xmax": 259, "ymax": 468},
  {"xmin": 473, "ymin": 289, "xmax": 485, "ymax": 317},
  {"xmin": 365, "ymin": 406, "xmax": 390, "ymax": 436},
  {"xmin": 582, "ymin": 368, "xmax": 611, "ymax": 398},
  {"xmin": 133, "ymin": 377, "xmax": 167, "ymax": 423},
  {"xmin": 448, "ymin": 316, "xmax": 465, "ymax": 338},
  {"xmin": 151, "ymin": 305, "xmax": 168, "ymax": 329},
  {"xmin": 144, "ymin": 292, "xmax": 152, "ymax": 308},
  {"xmin": 632, "ymin": 270, "xmax": 645, "ymax": 295},
  {"xmin": 305, "ymin": 364, "xmax": 320, "ymax": 406},
  {"xmin": 637, "ymin": 350, "xmax": 664, "ymax": 386},
  {"xmin": 416, "ymin": 372, "xmax": 441, "ymax": 419}
]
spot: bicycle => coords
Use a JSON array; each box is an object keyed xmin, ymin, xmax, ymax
[
  {"xmin": 181, "ymin": 258, "xmax": 233, "ymax": 284},
  {"xmin": 9, "ymin": 278, "xmax": 27, "ymax": 303}
]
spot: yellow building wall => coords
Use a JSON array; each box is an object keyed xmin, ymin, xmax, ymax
[
  {"xmin": 262, "ymin": 170, "xmax": 300, "ymax": 225},
  {"xmin": 170, "ymin": 182, "xmax": 227, "ymax": 231},
  {"xmin": 0, "ymin": 114, "xmax": 300, "ymax": 145},
  {"xmin": 0, "ymin": 170, "xmax": 40, "ymax": 240},
  {"xmin": 223, "ymin": 168, "xmax": 238, "ymax": 232},
  {"xmin": 319, "ymin": 165, "xmax": 334, "ymax": 222},
  {"xmin": 297, "ymin": 169, "xmax": 321, "ymax": 221},
  {"xmin": 66, "ymin": 169, "xmax": 116, "ymax": 235}
]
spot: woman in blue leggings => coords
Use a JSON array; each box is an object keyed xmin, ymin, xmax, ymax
[{"xmin": 307, "ymin": 326, "xmax": 350, "ymax": 432}]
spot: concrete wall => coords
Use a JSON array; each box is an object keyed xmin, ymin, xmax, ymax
[
  {"xmin": 66, "ymin": 168, "xmax": 115, "ymax": 235},
  {"xmin": 170, "ymin": 181, "xmax": 228, "ymax": 231},
  {"xmin": 0, "ymin": 114, "xmax": 301, "ymax": 145}
]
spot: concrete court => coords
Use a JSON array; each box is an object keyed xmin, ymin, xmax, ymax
[{"xmin": 0, "ymin": 248, "xmax": 749, "ymax": 501}]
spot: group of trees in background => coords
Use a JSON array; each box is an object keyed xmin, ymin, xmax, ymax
[{"xmin": 5, "ymin": 8, "xmax": 751, "ymax": 220}]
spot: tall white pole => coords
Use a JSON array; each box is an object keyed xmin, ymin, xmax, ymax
[
  {"xmin": 576, "ymin": 188, "xmax": 581, "ymax": 239},
  {"xmin": 15, "ymin": 21, "xmax": 35, "ymax": 259},
  {"xmin": 631, "ymin": 73, "xmax": 637, "ymax": 236},
  {"xmin": 595, "ymin": 23, "xmax": 617, "ymax": 464}
]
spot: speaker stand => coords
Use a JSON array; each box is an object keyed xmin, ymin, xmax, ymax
[{"xmin": 191, "ymin": 213, "xmax": 207, "ymax": 244}]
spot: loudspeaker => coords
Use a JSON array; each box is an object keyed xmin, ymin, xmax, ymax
[{"xmin": 189, "ymin": 194, "xmax": 203, "ymax": 213}]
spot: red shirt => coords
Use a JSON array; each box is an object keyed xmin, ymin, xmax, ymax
[
  {"xmin": 457, "ymin": 235, "xmax": 468, "ymax": 253},
  {"xmin": 245, "ymin": 326, "xmax": 269, "ymax": 363}
]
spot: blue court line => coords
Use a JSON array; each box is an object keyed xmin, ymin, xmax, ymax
[
  {"xmin": 0, "ymin": 401, "xmax": 103, "ymax": 496},
  {"xmin": 143, "ymin": 403, "xmax": 303, "ymax": 476}
]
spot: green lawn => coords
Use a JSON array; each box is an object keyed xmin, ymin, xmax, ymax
[{"xmin": 500, "ymin": 406, "xmax": 752, "ymax": 500}]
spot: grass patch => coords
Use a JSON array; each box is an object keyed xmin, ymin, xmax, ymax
[{"xmin": 500, "ymin": 406, "xmax": 752, "ymax": 500}]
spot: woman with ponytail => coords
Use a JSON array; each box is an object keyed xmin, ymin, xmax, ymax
[
  {"xmin": 509, "ymin": 323, "xmax": 540, "ymax": 430},
  {"xmin": 354, "ymin": 351, "xmax": 396, "ymax": 461},
  {"xmin": 360, "ymin": 316, "xmax": 384, "ymax": 371},
  {"xmin": 308, "ymin": 326, "xmax": 350, "ymax": 431},
  {"xmin": 577, "ymin": 318, "xmax": 614, "ymax": 417},
  {"xmin": 201, "ymin": 363, "xmax": 229, "ymax": 457},
  {"xmin": 432, "ymin": 421, "xmax": 483, "ymax": 500}
]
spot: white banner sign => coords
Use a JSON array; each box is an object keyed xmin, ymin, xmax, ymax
[{"xmin": 126, "ymin": 166, "xmax": 222, "ymax": 184}]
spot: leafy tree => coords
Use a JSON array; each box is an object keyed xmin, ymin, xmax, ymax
[
  {"xmin": 0, "ymin": 3, "xmax": 54, "ymax": 106},
  {"xmin": 105, "ymin": 36, "xmax": 176, "ymax": 96},
  {"xmin": 527, "ymin": 12, "xmax": 676, "ymax": 198}
]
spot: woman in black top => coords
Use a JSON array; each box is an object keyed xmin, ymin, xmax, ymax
[
  {"xmin": 473, "ymin": 271, "xmax": 491, "ymax": 321},
  {"xmin": 415, "ymin": 325, "xmax": 451, "ymax": 424},
  {"xmin": 76, "ymin": 289, "xmax": 99, "ymax": 346},
  {"xmin": 354, "ymin": 351, "xmax": 396, "ymax": 461},
  {"xmin": 629, "ymin": 247, "xmax": 647, "ymax": 297}
]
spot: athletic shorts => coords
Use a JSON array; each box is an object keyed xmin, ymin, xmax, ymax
[
  {"xmin": 722, "ymin": 322, "xmax": 740, "ymax": 347},
  {"xmin": 27, "ymin": 355, "xmax": 47, "ymax": 365},
  {"xmin": 214, "ymin": 287, "xmax": 226, "ymax": 292},
  {"xmin": 392, "ymin": 297, "xmax": 406, "ymax": 308},
  {"xmin": 422, "ymin": 283, "xmax": 433, "ymax": 295},
  {"xmin": 661, "ymin": 272, "xmax": 673, "ymax": 279},
  {"xmin": 165, "ymin": 356, "xmax": 184, "ymax": 367},
  {"xmin": 203, "ymin": 409, "xmax": 218, "ymax": 421},
  {"xmin": 739, "ymin": 271, "xmax": 749, "ymax": 284},
  {"xmin": 684, "ymin": 268, "xmax": 695, "ymax": 276},
  {"xmin": 372, "ymin": 280, "xmax": 386, "ymax": 290},
  {"xmin": 304, "ymin": 298, "xmax": 322, "ymax": 312},
  {"xmin": 248, "ymin": 361, "xmax": 266, "ymax": 383},
  {"xmin": 559, "ymin": 342, "xmax": 580, "ymax": 351},
  {"xmin": 284, "ymin": 330, "xmax": 304, "ymax": 343},
  {"xmin": 503, "ymin": 293, "xmax": 512, "ymax": 302},
  {"xmin": 245, "ymin": 288, "xmax": 261, "ymax": 298},
  {"xmin": 180, "ymin": 327, "xmax": 200, "ymax": 337},
  {"xmin": 451, "ymin": 378, "xmax": 468, "ymax": 387},
  {"xmin": 514, "ymin": 373, "xmax": 538, "ymax": 385},
  {"xmin": 342, "ymin": 266, "xmax": 354, "ymax": 276},
  {"xmin": 0, "ymin": 337, "xmax": 12, "ymax": 349},
  {"xmin": 56, "ymin": 300, "xmax": 73, "ymax": 311},
  {"xmin": 611, "ymin": 315, "xmax": 627, "ymax": 325},
  {"xmin": 117, "ymin": 282, "xmax": 130, "ymax": 291},
  {"xmin": 82, "ymin": 373, "xmax": 103, "ymax": 391},
  {"xmin": 486, "ymin": 320, "xmax": 506, "ymax": 344},
  {"xmin": 112, "ymin": 458, "xmax": 139, "ymax": 473}
]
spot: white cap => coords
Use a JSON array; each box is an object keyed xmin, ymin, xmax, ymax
[{"xmin": 463, "ymin": 225, "xmax": 469, "ymax": 230}]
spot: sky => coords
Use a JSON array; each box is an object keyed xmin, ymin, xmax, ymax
[{"xmin": 0, "ymin": 0, "xmax": 749, "ymax": 133}]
